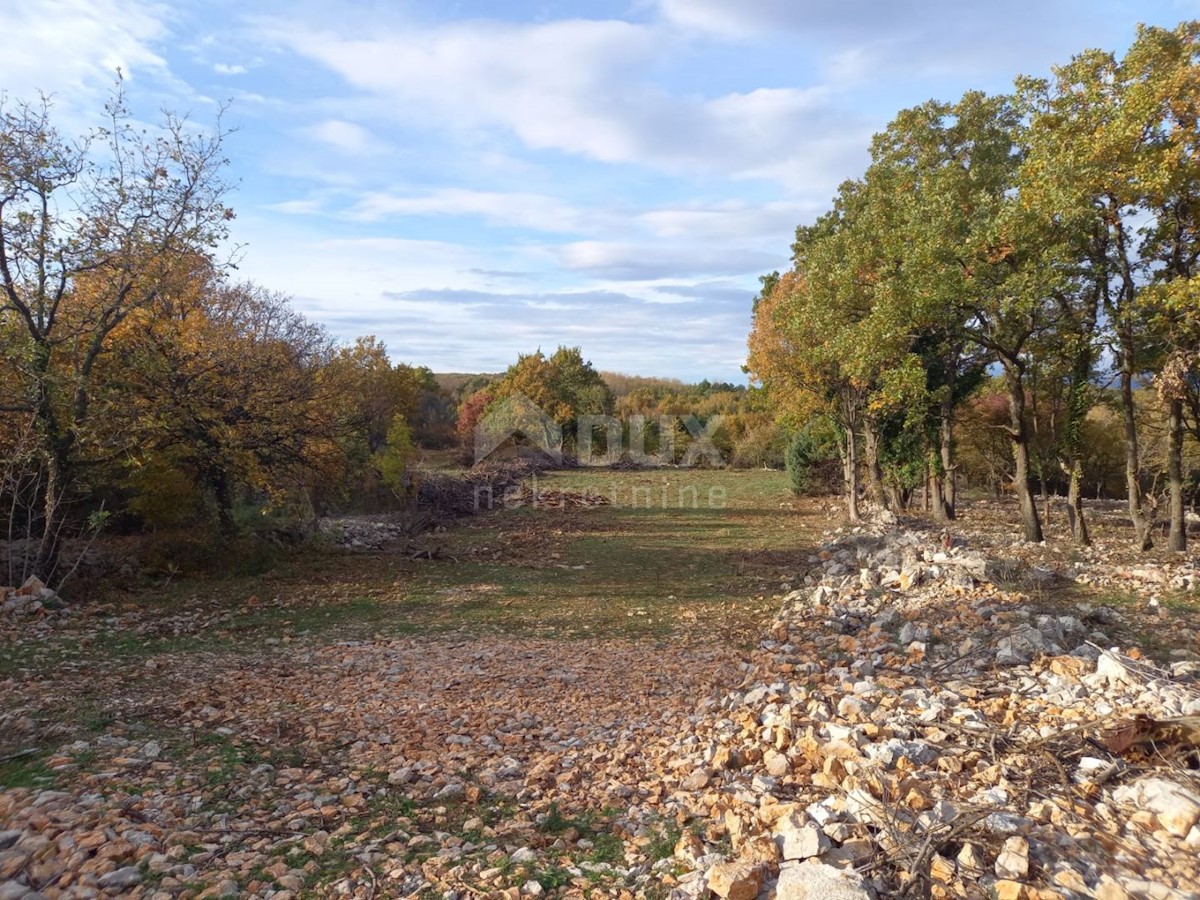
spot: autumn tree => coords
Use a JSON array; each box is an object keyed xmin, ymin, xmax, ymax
[
  {"xmin": 0, "ymin": 84, "xmax": 233, "ymax": 575},
  {"xmin": 456, "ymin": 387, "xmax": 494, "ymax": 455},
  {"xmin": 486, "ymin": 346, "xmax": 613, "ymax": 455},
  {"xmin": 108, "ymin": 270, "xmax": 339, "ymax": 533},
  {"xmin": 748, "ymin": 266, "xmax": 873, "ymax": 522}
]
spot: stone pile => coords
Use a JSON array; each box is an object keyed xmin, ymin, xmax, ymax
[
  {"xmin": 662, "ymin": 527, "xmax": 1200, "ymax": 900},
  {"xmin": 317, "ymin": 516, "xmax": 419, "ymax": 551},
  {"xmin": 1, "ymin": 575, "xmax": 61, "ymax": 617}
]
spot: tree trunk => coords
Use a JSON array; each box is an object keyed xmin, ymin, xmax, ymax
[
  {"xmin": 1060, "ymin": 283, "xmax": 1098, "ymax": 546},
  {"xmin": 1118, "ymin": 342, "xmax": 1153, "ymax": 551},
  {"xmin": 214, "ymin": 471, "xmax": 237, "ymax": 536},
  {"xmin": 862, "ymin": 421, "xmax": 888, "ymax": 510},
  {"xmin": 1167, "ymin": 397, "xmax": 1187, "ymax": 552},
  {"xmin": 929, "ymin": 450, "xmax": 950, "ymax": 522},
  {"xmin": 1066, "ymin": 459, "xmax": 1090, "ymax": 546},
  {"xmin": 34, "ymin": 451, "xmax": 65, "ymax": 581},
  {"xmin": 843, "ymin": 426, "xmax": 860, "ymax": 523},
  {"xmin": 1003, "ymin": 362, "xmax": 1043, "ymax": 542},
  {"xmin": 939, "ymin": 391, "xmax": 956, "ymax": 520},
  {"xmin": 31, "ymin": 341, "xmax": 70, "ymax": 582},
  {"xmin": 1037, "ymin": 463, "xmax": 1050, "ymax": 531},
  {"xmin": 1061, "ymin": 368, "xmax": 1092, "ymax": 546}
]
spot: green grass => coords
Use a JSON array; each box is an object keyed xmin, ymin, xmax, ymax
[
  {"xmin": 377, "ymin": 468, "xmax": 808, "ymax": 640},
  {"xmin": 534, "ymin": 866, "xmax": 574, "ymax": 891},
  {"xmin": 645, "ymin": 821, "xmax": 684, "ymax": 862},
  {"xmin": 0, "ymin": 751, "xmax": 55, "ymax": 789}
]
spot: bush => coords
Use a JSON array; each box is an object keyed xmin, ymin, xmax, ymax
[
  {"xmin": 372, "ymin": 414, "xmax": 416, "ymax": 498},
  {"xmin": 123, "ymin": 457, "xmax": 205, "ymax": 530},
  {"xmin": 731, "ymin": 422, "xmax": 786, "ymax": 469},
  {"xmin": 785, "ymin": 423, "xmax": 839, "ymax": 495}
]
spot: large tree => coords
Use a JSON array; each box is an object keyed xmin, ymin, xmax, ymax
[
  {"xmin": 1019, "ymin": 22, "xmax": 1200, "ymax": 550},
  {"xmin": 0, "ymin": 84, "xmax": 233, "ymax": 576},
  {"xmin": 867, "ymin": 91, "xmax": 1063, "ymax": 541},
  {"xmin": 109, "ymin": 269, "xmax": 338, "ymax": 533},
  {"xmin": 486, "ymin": 346, "xmax": 613, "ymax": 456}
]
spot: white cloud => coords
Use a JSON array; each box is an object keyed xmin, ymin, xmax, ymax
[
  {"xmin": 654, "ymin": 0, "xmax": 1104, "ymax": 81},
  {"xmin": 233, "ymin": 225, "xmax": 562, "ymax": 308},
  {"xmin": 267, "ymin": 16, "xmax": 863, "ymax": 191},
  {"xmin": 656, "ymin": 0, "xmax": 1031, "ymax": 37},
  {"xmin": 0, "ymin": 0, "xmax": 169, "ymax": 101},
  {"xmin": 637, "ymin": 201, "xmax": 813, "ymax": 240},
  {"xmin": 273, "ymin": 18, "xmax": 658, "ymax": 159},
  {"xmin": 304, "ymin": 119, "xmax": 378, "ymax": 155},
  {"xmin": 555, "ymin": 240, "xmax": 780, "ymax": 280},
  {"xmin": 349, "ymin": 192, "xmax": 818, "ymax": 243},
  {"xmin": 348, "ymin": 189, "xmax": 598, "ymax": 232},
  {"xmin": 213, "ymin": 62, "xmax": 248, "ymax": 75},
  {"xmin": 265, "ymin": 199, "xmax": 324, "ymax": 215},
  {"xmin": 654, "ymin": 0, "xmax": 792, "ymax": 37},
  {"xmin": 317, "ymin": 286, "xmax": 753, "ymax": 378}
]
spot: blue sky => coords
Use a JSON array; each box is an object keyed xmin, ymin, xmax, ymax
[{"xmin": 3, "ymin": 0, "xmax": 1196, "ymax": 380}]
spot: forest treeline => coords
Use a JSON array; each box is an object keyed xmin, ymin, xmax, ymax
[
  {"xmin": 0, "ymin": 88, "xmax": 462, "ymax": 581},
  {"xmin": 748, "ymin": 21, "xmax": 1200, "ymax": 552}
]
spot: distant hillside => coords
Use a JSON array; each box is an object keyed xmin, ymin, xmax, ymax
[
  {"xmin": 437, "ymin": 370, "xmax": 748, "ymax": 399},
  {"xmin": 433, "ymin": 372, "xmax": 498, "ymax": 395},
  {"xmin": 601, "ymin": 371, "xmax": 748, "ymax": 397},
  {"xmin": 600, "ymin": 372, "xmax": 688, "ymax": 397}
]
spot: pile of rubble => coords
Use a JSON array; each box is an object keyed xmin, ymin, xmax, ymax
[
  {"xmin": 661, "ymin": 526, "xmax": 1200, "ymax": 899},
  {"xmin": 1, "ymin": 575, "xmax": 62, "ymax": 617},
  {"xmin": 955, "ymin": 501, "xmax": 1200, "ymax": 599},
  {"xmin": 317, "ymin": 516, "xmax": 426, "ymax": 551},
  {"xmin": 1069, "ymin": 556, "xmax": 1200, "ymax": 596}
]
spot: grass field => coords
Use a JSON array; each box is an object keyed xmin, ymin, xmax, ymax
[
  {"xmin": 394, "ymin": 468, "xmax": 817, "ymax": 640},
  {"xmin": 0, "ymin": 468, "xmax": 821, "ymax": 709}
]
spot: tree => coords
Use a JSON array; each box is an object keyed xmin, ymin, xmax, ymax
[
  {"xmin": 110, "ymin": 273, "xmax": 338, "ymax": 533},
  {"xmin": 784, "ymin": 423, "xmax": 839, "ymax": 496},
  {"xmin": 1134, "ymin": 23, "xmax": 1200, "ymax": 551},
  {"xmin": 456, "ymin": 387, "xmax": 494, "ymax": 457},
  {"xmin": 488, "ymin": 346, "xmax": 613, "ymax": 454},
  {"xmin": 372, "ymin": 415, "xmax": 415, "ymax": 499},
  {"xmin": 1018, "ymin": 22, "xmax": 1200, "ymax": 550},
  {"xmin": 868, "ymin": 91, "xmax": 1061, "ymax": 541},
  {"xmin": 0, "ymin": 84, "xmax": 233, "ymax": 575},
  {"xmin": 748, "ymin": 265, "xmax": 871, "ymax": 522}
]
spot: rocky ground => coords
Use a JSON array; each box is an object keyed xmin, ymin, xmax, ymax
[
  {"xmin": 1, "ymin": 633, "xmax": 746, "ymax": 899},
  {"xmin": 2, "ymin": 493, "xmax": 1199, "ymax": 899},
  {"xmin": 661, "ymin": 524, "xmax": 1200, "ymax": 900}
]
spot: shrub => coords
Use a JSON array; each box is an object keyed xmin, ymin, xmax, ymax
[
  {"xmin": 731, "ymin": 422, "xmax": 786, "ymax": 469},
  {"xmin": 784, "ymin": 423, "xmax": 839, "ymax": 495}
]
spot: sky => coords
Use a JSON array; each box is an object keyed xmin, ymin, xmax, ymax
[{"xmin": 2, "ymin": 0, "xmax": 1197, "ymax": 381}]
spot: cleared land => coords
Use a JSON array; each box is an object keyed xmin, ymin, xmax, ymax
[
  {"xmin": 0, "ymin": 470, "xmax": 824, "ymax": 897},
  {"xmin": 2, "ymin": 470, "xmax": 1198, "ymax": 898}
]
